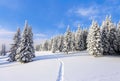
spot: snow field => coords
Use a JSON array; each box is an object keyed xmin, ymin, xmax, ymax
[{"xmin": 1, "ymin": 51, "xmax": 120, "ymax": 81}]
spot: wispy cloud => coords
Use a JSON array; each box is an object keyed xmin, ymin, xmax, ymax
[
  {"xmin": 55, "ymin": 21, "xmax": 66, "ymax": 29},
  {"xmin": 73, "ymin": 21, "xmax": 82, "ymax": 27},
  {"xmin": 73, "ymin": 7, "xmax": 98, "ymax": 16},
  {"xmin": 68, "ymin": 6, "xmax": 98, "ymax": 17},
  {"xmin": 0, "ymin": 28, "xmax": 15, "ymax": 50},
  {"xmin": 0, "ymin": 29, "xmax": 15, "ymax": 36},
  {"xmin": 34, "ymin": 33, "xmax": 46, "ymax": 38},
  {"xmin": 67, "ymin": 3, "xmax": 120, "ymax": 24},
  {"xmin": 0, "ymin": 28, "xmax": 49, "ymax": 48}
]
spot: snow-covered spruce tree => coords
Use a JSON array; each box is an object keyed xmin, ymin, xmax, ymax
[
  {"xmin": 57, "ymin": 35, "xmax": 64, "ymax": 52},
  {"xmin": 16, "ymin": 20, "xmax": 35, "ymax": 63},
  {"xmin": 63, "ymin": 25, "xmax": 72, "ymax": 54},
  {"xmin": 116, "ymin": 21, "xmax": 120, "ymax": 53},
  {"xmin": 107, "ymin": 23, "xmax": 118, "ymax": 55},
  {"xmin": 28, "ymin": 27, "xmax": 35, "ymax": 58},
  {"xmin": 42, "ymin": 40, "xmax": 49, "ymax": 51},
  {"xmin": 52, "ymin": 36, "xmax": 58, "ymax": 53},
  {"xmin": 36, "ymin": 45, "xmax": 40, "ymax": 51},
  {"xmin": 8, "ymin": 28, "xmax": 21, "ymax": 62},
  {"xmin": 75, "ymin": 25, "xmax": 84, "ymax": 51},
  {"xmin": 39, "ymin": 44, "xmax": 43, "ymax": 51},
  {"xmin": 0, "ymin": 44, "xmax": 6, "ymax": 56},
  {"xmin": 87, "ymin": 21, "xmax": 103, "ymax": 56},
  {"xmin": 47, "ymin": 40, "xmax": 52, "ymax": 51},
  {"xmin": 47, "ymin": 38, "xmax": 53, "ymax": 51},
  {"xmin": 36, "ymin": 44, "xmax": 43, "ymax": 51},
  {"xmin": 82, "ymin": 29, "xmax": 88, "ymax": 50},
  {"xmin": 101, "ymin": 16, "xmax": 112, "ymax": 55},
  {"xmin": 71, "ymin": 32, "xmax": 76, "ymax": 51}
]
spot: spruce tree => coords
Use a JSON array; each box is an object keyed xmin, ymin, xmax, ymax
[
  {"xmin": 0, "ymin": 44, "xmax": 6, "ymax": 56},
  {"xmin": 52, "ymin": 37, "xmax": 58, "ymax": 53},
  {"xmin": 57, "ymin": 35, "xmax": 64, "ymax": 52},
  {"xmin": 47, "ymin": 40, "xmax": 51, "ymax": 51},
  {"xmin": 28, "ymin": 27, "xmax": 35, "ymax": 57},
  {"xmin": 101, "ymin": 16, "xmax": 112, "ymax": 55},
  {"xmin": 16, "ymin": 20, "xmax": 35, "ymax": 63},
  {"xmin": 43, "ymin": 40, "xmax": 49, "ymax": 51},
  {"xmin": 71, "ymin": 32, "xmax": 76, "ymax": 51},
  {"xmin": 87, "ymin": 21, "xmax": 103, "ymax": 56},
  {"xmin": 63, "ymin": 25, "xmax": 72, "ymax": 54},
  {"xmin": 75, "ymin": 25, "xmax": 84, "ymax": 51},
  {"xmin": 82, "ymin": 29, "xmax": 88, "ymax": 50},
  {"xmin": 8, "ymin": 28, "xmax": 21, "ymax": 62},
  {"xmin": 39, "ymin": 44, "xmax": 43, "ymax": 51},
  {"xmin": 36, "ymin": 45, "xmax": 40, "ymax": 51},
  {"xmin": 116, "ymin": 21, "xmax": 120, "ymax": 53},
  {"xmin": 108, "ymin": 24, "xmax": 117, "ymax": 54}
]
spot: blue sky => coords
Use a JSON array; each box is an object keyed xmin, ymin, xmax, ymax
[{"xmin": 0, "ymin": 0, "xmax": 120, "ymax": 46}]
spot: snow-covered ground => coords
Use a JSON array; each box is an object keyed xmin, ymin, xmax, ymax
[{"xmin": 0, "ymin": 51, "xmax": 120, "ymax": 81}]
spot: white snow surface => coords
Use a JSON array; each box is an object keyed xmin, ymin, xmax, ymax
[{"xmin": 0, "ymin": 51, "xmax": 120, "ymax": 81}]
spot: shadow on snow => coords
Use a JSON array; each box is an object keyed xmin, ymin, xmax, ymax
[
  {"xmin": 33, "ymin": 51, "xmax": 89, "ymax": 62},
  {"xmin": 0, "ymin": 51, "xmax": 88, "ymax": 68}
]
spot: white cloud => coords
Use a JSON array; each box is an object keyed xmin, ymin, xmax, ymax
[
  {"xmin": 0, "ymin": 28, "xmax": 15, "ymax": 50},
  {"xmin": 73, "ymin": 21, "xmax": 82, "ymax": 27},
  {"xmin": 68, "ymin": 7, "xmax": 98, "ymax": 17},
  {"xmin": 34, "ymin": 33, "xmax": 46, "ymax": 38},
  {"xmin": 0, "ymin": 39, "xmax": 12, "ymax": 50},
  {"xmin": 0, "ymin": 28, "xmax": 49, "ymax": 49},
  {"xmin": 68, "ymin": 3, "xmax": 120, "ymax": 21},
  {"xmin": 0, "ymin": 29, "xmax": 15, "ymax": 36},
  {"xmin": 74, "ymin": 7, "xmax": 98, "ymax": 16},
  {"xmin": 55, "ymin": 22, "xmax": 66, "ymax": 29},
  {"xmin": 58, "ymin": 22, "xmax": 66, "ymax": 28}
]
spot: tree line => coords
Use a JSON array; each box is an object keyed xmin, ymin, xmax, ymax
[
  {"xmin": 87, "ymin": 16, "xmax": 120, "ymax": 56},
  {"xmin": 36, "ymin": 25, "xmax": 88, "ymax": 54},
  {"xmin": 36, "ymin": 15, "xmax": 120, "ymax": 56}
]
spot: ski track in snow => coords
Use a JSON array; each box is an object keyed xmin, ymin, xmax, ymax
[
  {"xmin": 56, "ymin": 59, "xmax": 64, "ymax": 81},
  {"xmin": 54, "ymin": 55, "xmax": 65, "ymax": 81}
]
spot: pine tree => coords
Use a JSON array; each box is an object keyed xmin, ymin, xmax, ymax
[
  {"xmin": 82, "ymin": 29, "xmax": 88, "ymax": 50},
  {"xmin": 101, "ymin": 16, "xmax": 112, "ymax": 55},
  {"xmin": 28, "ymin": 27, "xmax": 35, "ymax": 57},
  {"xmin": 0, "ymin": 44, "xmax": 6, "ymax": 56},
  {"xmin": 16, "ymin": 20, "xmax": 35, "ymax": 63},
  {"xmin": 58, "ymin": 35, "xmax": 64, "ymax": 52},
  {"xmin": 108, "ymin": 24, "xmax": 117, "ymax": 54},
  {"xmin": 36, "ymin": 45, "xmax": 40, "ymax": 51},
  {"xmin": 63, "ymin": 25, "xmax": 72, "ymax": 54},
  {"xmin": 43, "ymin": 40, "xmax": 49, "ymax": 51},
  {"xmin": 39, "ymin": 44, "xmax": 43, "ymax": 51},
  {"xmin": 52, "ymin": 37, "xmax": 58, "ymax": 53},
  {"xmin": 71, "ymin": 32, "xmax": 76, "ymax": 51},
  {"xmin": 8, "ymin": 28, "xmax": 21, "ymax": 62},
  {"xmin": 116, "ymin": 21, "xmax": 120, "ymax": 53},
  {"xmin": 87, "ymin": 21, "xmax": 103, "ymax": 56},
  {"xmin": 75, "ymin": 25, "xmax": 84, "ymax": 51},
  {"xmin": 47, "ymin": 40, "xmax": 51, "ymax": 51}
]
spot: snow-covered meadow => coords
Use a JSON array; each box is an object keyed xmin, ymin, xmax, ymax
[{"xmin": 0, "ymin": 51, "xmax": 120, "ymax": 81}]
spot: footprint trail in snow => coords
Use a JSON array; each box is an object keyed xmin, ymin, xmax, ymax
[
  {"xmin": 54, "ymin": 54, "xmax": 64, "ymax": 81},
  {"xmin": 56, "ymin": 58, "xmax": 64, "ymax": 81}
]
